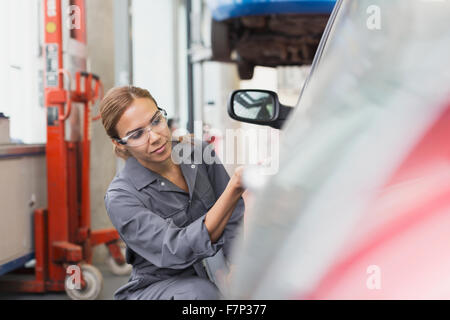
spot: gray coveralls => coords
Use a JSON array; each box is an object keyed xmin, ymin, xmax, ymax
[{"xmin": 104, "ymin": 140, "xmax": 245, "ymax": 300}]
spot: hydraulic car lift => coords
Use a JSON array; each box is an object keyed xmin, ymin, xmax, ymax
[{"xmin": 0, "ymin": 0, "xmax": 127, "ymax": 300}]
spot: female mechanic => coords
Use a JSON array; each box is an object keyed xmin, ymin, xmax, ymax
[{"xmin": 99, "ymin": 86, "xmax": 245, "ymax": 300}]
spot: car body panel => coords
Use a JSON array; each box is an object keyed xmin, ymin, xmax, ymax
[
  {"xmin": 228, "ymin": 0, "xmax": 450, "ymax": 299},
  {"xmin": 306, "ymin": 104, "xmax": 450, "ymax": 299},
  {"xmin": 208, "ymin": 0, "xmax": 337, "ymax": 21}
]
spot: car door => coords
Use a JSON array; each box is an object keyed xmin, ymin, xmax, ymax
[{"xmin": 228, "ymin": 0, "xmax": 450, "ymax": 299}]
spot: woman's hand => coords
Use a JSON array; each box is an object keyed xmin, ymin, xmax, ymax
[
  {"xmin": 228, "ymin": 166, "xmax": 245, "ymax": 195},
  {"xmin": 205, "ymin": 166, "xmax": 245, "ymax": 243}
]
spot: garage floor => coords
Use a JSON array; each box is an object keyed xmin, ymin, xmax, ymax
[{"xmin": 0, "ymin": 263, "xmax": 130, "ymax": 300}]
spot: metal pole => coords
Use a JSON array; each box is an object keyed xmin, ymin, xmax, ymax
[
  {"xmin": 114, "ymin": 0, "xmax": 133, "ymax": 86},
  {"xmin": 186, "ymin": 0, "xmax": 194, "ymax": 133},
  {"xmin": 114, "ymin": 0, "xmax": 133, "ymax": 172}
]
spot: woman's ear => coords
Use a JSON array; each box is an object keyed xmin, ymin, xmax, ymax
[
  {"xmin": 111, "ymin": 138, "xmax": 124, "ymax": 149},
  {"xmin": 111, "ymin": 138, "xmax": 130, "ymax": 160}
]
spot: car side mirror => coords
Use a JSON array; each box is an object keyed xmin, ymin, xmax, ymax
[{"xmin": 227, "ymin": 89, "xmax": 293, "ymax": 129}]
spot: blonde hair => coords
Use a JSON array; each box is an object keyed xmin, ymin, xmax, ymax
[{"xmin": 99, "ymin": 86, "xmax": 158, "ymax": 159}]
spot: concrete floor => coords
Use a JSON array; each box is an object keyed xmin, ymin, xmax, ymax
[{"xmin": 0, "ymin": 263, "xmax": 130, "ymax": 300}]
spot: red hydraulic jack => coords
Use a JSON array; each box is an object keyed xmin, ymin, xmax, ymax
[
  {"xmin": 0, "ymin": 0, "xmax": 129, "ymax": 300},
  {"xmin": 0, "ymin": 70, "xmax": 129, "ymax": 300}
]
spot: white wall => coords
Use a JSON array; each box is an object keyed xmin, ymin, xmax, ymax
[
  {"xmin": 132, "ymin": 0, "xmax": 183, "ymax": 120},
  {"xmin": 0, "ymin": 0, "xmax": 46, "ymax": 144},
  {"xmin": 176, "ymin": 1, "xmax": 188, "ymax": 130}
]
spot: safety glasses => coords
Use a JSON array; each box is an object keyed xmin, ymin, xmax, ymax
[{"xmin": 116, "ymin": 108, "xmax": 168, "ymax": 147}]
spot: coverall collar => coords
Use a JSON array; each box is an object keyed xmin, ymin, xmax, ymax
[{"xmin": 124, "ymin": 140, "xmax": 198, "ymax": 195}]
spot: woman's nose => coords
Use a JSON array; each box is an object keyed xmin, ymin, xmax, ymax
[{"xmin": 147, "ymin": 129, "xmax": 160, "ymax": 144}]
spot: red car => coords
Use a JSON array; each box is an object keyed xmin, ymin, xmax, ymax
[{"xmin": 226, "ymin": 0, "xmax": 450, "ymax": 299}]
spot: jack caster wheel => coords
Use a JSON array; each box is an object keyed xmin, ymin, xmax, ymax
[
  {"xmin": 106, "ymin": 243, "xmax": 132, "ymax": 276},
  {"xmin": 65, "ymin": 264, "xmax": 103, "ymax": 300}
]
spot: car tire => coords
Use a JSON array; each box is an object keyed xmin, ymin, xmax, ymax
[
  {"xmin": 237, "ymin": 60, "xmax": 254, "ymax": 80},
  {"xmin": 211, "ymin": 19, "xmax": 231, "ymax": 62}
]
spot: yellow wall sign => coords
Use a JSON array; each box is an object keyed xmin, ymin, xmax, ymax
[{"xmin": 46, "ymin": 22, "xmax": 57, "ymax": 33}]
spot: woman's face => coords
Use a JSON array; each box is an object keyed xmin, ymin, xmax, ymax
[{"xmin": 114, "ymin": 97, "xmax": 172, "ymax": 164}]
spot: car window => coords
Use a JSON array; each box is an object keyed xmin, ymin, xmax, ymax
[
  {"xmin": 297, "ymin": 0, "xmax": 344, "ymax": 101},
  {"xmin": 230, "ymin": 0, "xmax": 450, "ymax": 299}
]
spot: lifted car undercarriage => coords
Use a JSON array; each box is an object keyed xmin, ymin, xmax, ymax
[{"xmin": 212, "ymin": 14, "xmax": 329, "ymax": 79}]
